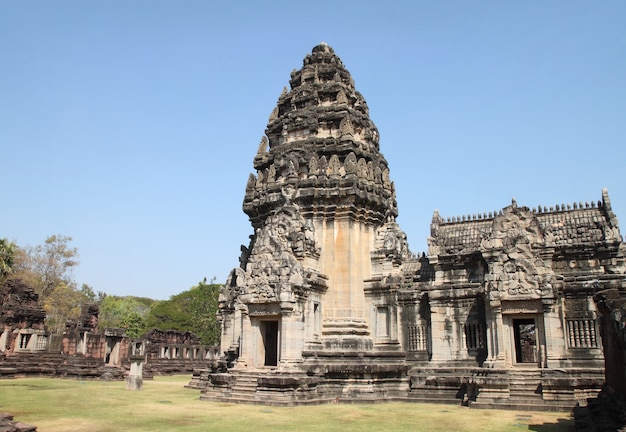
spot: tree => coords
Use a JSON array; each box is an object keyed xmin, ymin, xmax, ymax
[
  {"xmin": 43, "ymin": 283, "xmax": 85, "ymax": 334},
  {"xmin": 188, "ymin": 279, "xmax": 221, "ymax": 345},
  {"xmin": 0, "ymin": 238, "xmax": 15, "ymax": 280},
  {"xmin": 145, "ymin": 279, "xmax": 221, "ymax": 344},
  {"xmin": 80, "ymin": 283, "xmax": 103, "ymax": 303},
  {"xmin": 145, "ymin": 295, "xmax": 194, "ymax": 332},
  {"xmin": 11, "ymin": 234, "xmax": 78, "ymax": 299},
  {"xmin": 98, "ymin": 296, "xmax": 152, "ymax": 338}
]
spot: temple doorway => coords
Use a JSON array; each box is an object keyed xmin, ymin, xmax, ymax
[
  {"xmin": 105, "ymin": 336, "xmax": 121, "ymax": 365},
  {"xmin": 260, "ymin": 320, "xmax": 279, "ymax": 367},
  {"xmin": 513, "ymin": 318, "xmax": 537, "ymax": 364}
]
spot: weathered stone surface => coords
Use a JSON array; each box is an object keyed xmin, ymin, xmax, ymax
[
  {"xmin": 0, "ymin": 413, "xmax": 37, "ymax": 432},
  {"xmin": 574, "ymin": 289, "xmax": 626, "ymax": 430},
  {"xmin": 0, "ymin": 279, "xmax": 46, "ymax": 329}
]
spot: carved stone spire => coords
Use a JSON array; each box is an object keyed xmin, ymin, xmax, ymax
[{"xmin": 243, "ymin": 43, "xmax": 395, "ymax": 229}]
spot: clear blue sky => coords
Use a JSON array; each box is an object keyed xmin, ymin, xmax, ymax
[{"xmin": 2, "ymin": 1, "xmax": 625, "ymax": 300}]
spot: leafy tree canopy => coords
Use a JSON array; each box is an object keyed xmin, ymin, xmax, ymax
[
  {"xmin": 11, "ymin": 234, "xmax": 78, "ymax": 299},
  {"xmin": 0, "ymin": 238, "xmax": 16, "ymax": 280},
  {"xmin": 43, "ymin": 283, "xmax": 86, "ymax": 334},
  {"xmin": 98, "ymin": 295, "xmax": 153, "ymax": 338},
  {"xmin": 145, "ymin": 279, "xmax": 221, "ymax": 344}
]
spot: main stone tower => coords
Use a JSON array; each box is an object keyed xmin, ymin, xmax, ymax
[{"xmin": 199, "ymin": 43, "xmax": 412, "ymax": 403}]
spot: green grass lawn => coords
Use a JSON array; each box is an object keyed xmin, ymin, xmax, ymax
[{"xmin": 0, "ymin": 375, "xmax": 573, "ymax": 432}]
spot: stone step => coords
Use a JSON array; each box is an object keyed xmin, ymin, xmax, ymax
[
  {"xmin": 408, "ymin": 390, "xmax": 462, "ymax": 406},
  {"xmin": 509, "ymin": 392, "xmax": 542, "ymax": 399},
  {"xmin": 510, "ymin": 384, "xmax": 541, "ymax": 389},
  {"xmin": 472, "ymin": 396, "xmax": 577, "ymax": 413},
  {"xmin": 510, "ymin": 388, "xmax": 541, "ymax": 394},
  {"xmin": 471, "ymin": 401, "xmax": 574, "ymax": 412},
  {"xmin": 408, "ymin": 397, "xmax": 462, "ymax": 406}
]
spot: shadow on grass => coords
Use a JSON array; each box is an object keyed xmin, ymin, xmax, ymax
[{"xmin": 528, "ymin": 416, "xmax": 574, "ymax": 432}]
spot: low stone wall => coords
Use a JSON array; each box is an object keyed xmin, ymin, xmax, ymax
[
  {"xmin": 144, "ymin": 358, "xmax": 208, "ymax": 376},
  {"xmin": 1, "ymin": 352, "xmax": 126, "ymax": 380}
]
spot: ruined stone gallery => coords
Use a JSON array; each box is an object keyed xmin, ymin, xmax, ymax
[{"xmin": 193, "ymin": 43, "xmax": 626, "ymax": 408}]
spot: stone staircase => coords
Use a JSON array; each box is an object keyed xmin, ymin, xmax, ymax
[
  {"xmin": 407, "ymin": 388, "xmax": 463, "ymax": 405},
  {"xmin": 471, "ymin": 368, "xmax": 576, "ymax": 412},
  {"xmin": 196, "ymin": 366, "xmax": 600, "ymax": 411},
  {"xmin": 406, "ymin": 367, "xmax": 469, "ymax": 406},
  {"xmin": 228, "ymin": 371, "xmax": 259, "ymax": 401},
  {"xmin": 199, "ymin": 370, "xmax": 326, "ymax": 406}
]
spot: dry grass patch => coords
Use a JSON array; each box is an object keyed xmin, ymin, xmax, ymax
[{"xmin": 0, "ymin": 375, "xmax": 574, "ymax": 431}]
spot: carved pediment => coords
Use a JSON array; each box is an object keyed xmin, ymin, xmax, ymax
[
  {"xmin": 230, "ymin": 202, "xmax": 321, "ymax": 304},
  {"xmin": 482, "ymin": 203, "xmax": 558, "ymax": 300},
  {"xmin": 481, "ymin": 203, "xmax": 544, "ymax": 252}
]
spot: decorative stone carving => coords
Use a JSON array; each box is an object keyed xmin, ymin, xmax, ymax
[
  {"xmin": 382, "ymin": 168, "xmax": 391, "ymax": 189},
  {"xmin": 308, "ymin": 156, "xmax": 318, "ymax": 178},
  {"xmin": 357, "ymin": 158, "xmax": 368, "ymax": 180},
  {"xmin": 374, "ymin": 165, "xmax": 382, "ymax": 184},
  {"xmin": 328, "ymin": 154, "xmax": 341, "ymax": 178},
  {"xmin": 222, "ymin": 267, "xmax": 247, "ymax": 308},
  {"xmin": 255, "ymin": 170, "xmax": 264, "ymax": 189},
  {"xmin": 318, "ymin": 156, "xmax": 328, "ymax": 178},
  {"xmin": 345, "ymin": 152, "xmax": 357, "ymax": 176},
  {"xmin": 269, "ymin": 107, "xmax": 278, "ymax": 122},
  {"xmin": 245, "ymin": 173, "xmax": 256, "ymax": 194},
  {"xmin": 336, "ymin": 89, "xmax": 348, "ymax": 104},
  {"xmin": 369, "ymin": 127, "xmax": 379, "ymax": 148},
  {"xmin": 340, "ymin": 115, "xmax": 354, "ymax": 138},
  {"xmin": 376, "ymin": 221, "xmax": 410, "ymax": 259},
  {"xmin": 286, "ymin": 155, "xmax": 299, "ymax": 178},
  {"xmin": 267, "ymin": 164, "xmax": 276, "ymax": 183},
  {"xmin": 481, "ymin": 204, "xmax": 554, "ymax": 300},
  {"xmin": 257, "ymin": 136, "xmax": 268, "ymax": 156},
  {"xmin": 604, "ymin": 225, "xmax": 622, "ymax": 242},
  {"xmin": 366, "ymin": 161, "xmax": 375, "ymax": 183},
  {"xmin": 224, "ymin": 199, "xmax": 321, "ymax": 306}
]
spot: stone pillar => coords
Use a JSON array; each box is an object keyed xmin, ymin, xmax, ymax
[
  {"xmin": 317, "ymin": 214, "xmax": 375, "ymax": 349},
  {"xmin": 542, "ymin": 300, "xmax": 566, "ymax": 368},
  {"xmin": 235, "ymin": 309, "xmax": 252, "ymax": 369},
  {"xmin": 219, "ymin": 308, "xmax": 236, "ymax": 357},
  {"xmin": 429, "ymin": 300, "xmax": 452, "ymax": 363},
  {"xmin": 279, "ymin": 303, "xmax": 304, "ymax": 368},
  {"xmin": 485, "ymin": 301, "xmax": 506, "ymax": 367},
  {"xmin": 126, "ymin": 356, "xmax": 143, "ymax": 390}
]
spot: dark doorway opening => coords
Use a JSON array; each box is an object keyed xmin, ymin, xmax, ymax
[
  {"xmin": 261, "ymin": 320, "xmax": 279, "ymax": 367},
  {"xmin": 105, "ymin": 337, "xmax": 121, "ymax": 365},
  {"xmin": 513, "ymin": 318, "xmax": 537, "ymax": 364}
]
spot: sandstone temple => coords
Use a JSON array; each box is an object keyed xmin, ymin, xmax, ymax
[{"xmin": 190, "ymin": 43, "xmax": 626, "ymax": 411}]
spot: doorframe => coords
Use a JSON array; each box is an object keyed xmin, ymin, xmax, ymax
[
  {"xmin": 512, "ymin": 317, "xmax": 538, "ymax": 364},
  {"xmin": 504, "ymin": 313, "xmax": 545, "ymax": 368},
  {"xmin": 251, "ymin": 316, "xmax": 281, "ymax": 369}
]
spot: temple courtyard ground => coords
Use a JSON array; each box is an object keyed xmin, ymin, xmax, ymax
[{"xmin": 0, "ymin": 375, "xmax": 573, "ymax": 431}]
